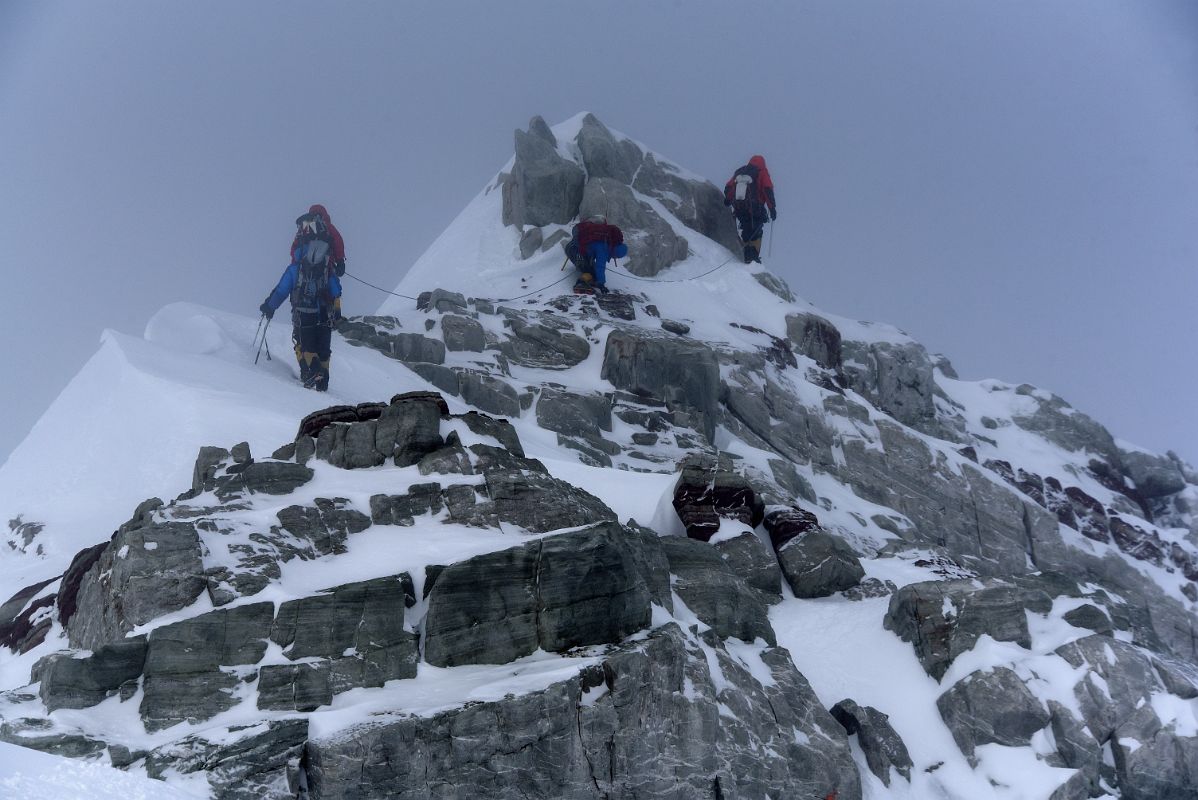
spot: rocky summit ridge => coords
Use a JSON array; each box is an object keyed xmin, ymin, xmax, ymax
[{"xmin": 0, "ymin": 114, "xmax": 1196, "ymax": 799}]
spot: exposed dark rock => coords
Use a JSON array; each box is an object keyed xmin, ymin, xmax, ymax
[
  {"xmin": 659, "ymin": 535, "xmax": 776, "ymax": 645},
  {"xmin": 713, "ymin": 531, "xmax": 782, "ymax": 602},
  {"xmin": 213, "ymin": 461, "xmax": 314, "ymax": 501},
  {"xmin": 631, "ymin": 150, "xmax": 743, "ymax": 254},
  {"xmin": 458, "ymin": 371, "xmax": 521, "ymax": 417},
  {"xmin": 423, "ymin": 523, "xmax": 652, "ymax": 666},
  {"xmin": 763, "ymin": 506, "xmax": 820, "ymax": 551},
  {"xmin": 785, "ymin": 312, "xmax": 842, "ymax": 371},
  {"xmin": 264, "ymin": 576, "xmax": 417, "ymax": 710},
  {"xmin": 145, "ymin": 718, "xmax": 309, "ymax": 800},
  {"xmin": 0, "ymin": 576, "xmax": 58, "ymax": 653},
  {"xmin": 140, "ymin": 602, "xmax": 275, "ymax": 731},
  {"xmin": 518, "ymin": 226, "xmax": 543, "ymax": 259},
  {"xmin": 1121, "ymin": 449, "xmax": 1187, "ymax": 498},
  {"xmin": 1011, "ymin": 387, "xmax": 1124, "ymax": 472},
  {"xmin": 502, "ymin": 119, "xmax": 586, "ymax": 228},
  {"xmin": 672, "ymin": 453, "xmax": 764, "ymax": 542},
  {"xmin": 68, "ymin": 522, "xmax": 206, "ymax": 650},
  {"xmin": 884, "ymin": 578, "xmax": 1053, "ymax": 681},
  {"xmin": 776, "ymin": 529, "xmax": 865, "ymax": 599},
  {"xmin": 1055, "ymin": 634, "xmax": 1160, "ymax": 743},
  {"xmin": 440, "ymin": 313, "xmax": 485, "ymax": 352},
  {"xmin": 1047, "ymin": 700, "xmax": 1102, "ymax": 792},
  {"xmin": 1110, "ymin": 703, "xmax": 1198, "ymax": 800},
  {"xmin": 936, "ymin": 667, "xmax": 1049, "ymax": 759},
  {"xmin": 535, "ymin": 386, "xmax": 611, "ymax": 439},
  {"xmin": 306, "ymin": 624, "xmax": 857, "ymax": 800},
  {"xmin": 840, "ymin": 340, "xmax": 938, "ymax": 432},
  {"xmin": 661, "ymin": 319, "xmax": 690, "ymax": 335},
  {"xmin": 0, "ymin": 717, "xmax": 106, "ymax": 758},
  {"xmin": 33, "ymin": 636, "xmax": 147, "ymax": 711},
  {"xmin": 498, "ymin": 312, "xmax": 590, "ymax": 369},
  {"xmin": 575, "ymin": 113, "xmax": 642, "ymax": 184},
  {"xmin": 1062, "ymin": 603, "xmax": 1114, "ymax": 636},
  {"xmin": 417, "ymin": 289, "xmax": 469, "ymax": 314},
  {"xmin": 1109, "ymin": 515, "xmax": 1166, "ymax": 564},
  {"xmin": 339, "ymin": 318, "xmax": 447, "ymax": 364},
  {"xmin": 830, "ymin": 698, "xmax": 913, "ymax": 785},
  {"xmin": 1151, "ymin": 653, "xmax": 1198, "ymax": 699}
]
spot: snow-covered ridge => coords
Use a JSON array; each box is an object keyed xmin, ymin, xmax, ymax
[{"xmin": 0, "ymin": 114, "xmax": 1194, "ymax": 799}]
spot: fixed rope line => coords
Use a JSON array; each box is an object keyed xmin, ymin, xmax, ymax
[
  {"xmin": 345, "ymin": 269, "xmax": 574, "ymax": 305},
  {"xmin": 343, "ymin": 271, "xmax": 420, "ymax": 301},
  {"xmin": 607, "ymin": 254, "xmax": 738, "ymax": 284}
]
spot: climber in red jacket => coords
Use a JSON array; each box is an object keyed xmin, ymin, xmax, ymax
[{"xmin": 724, "ymin": 156, "xmax": 777, "ymax": 264}]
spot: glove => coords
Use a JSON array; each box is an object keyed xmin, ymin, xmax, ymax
[
  {"xmin": 770, "ymin": 207, "xmax": 777, "ymax": 221},
  {"xmin": 259, "ymin": 302, "xmax": 273, "ymax": 320},
  {"xmin": 333, "ymin": 259, "xmax": 346, "ymax": 277}
]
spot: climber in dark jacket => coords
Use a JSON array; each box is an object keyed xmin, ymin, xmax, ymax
[{"xmin": 724, "ymin": 155, "xmax": 777, "ymax": 264}]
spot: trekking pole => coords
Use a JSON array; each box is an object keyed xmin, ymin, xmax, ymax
[
  {"xmin": 254, "ymin": 315, "xmax": 273, "ymax": 364},
  {"xmin": 560, "ymin": 256, "xmax": 569, "ymax": 271},
  {"xmin": 768, "ymin": 220, "xmax": 775, "ymax": 259},
  {"xmin": 251, "ymin": 315, "xmax": 265, "ymax": 362}
]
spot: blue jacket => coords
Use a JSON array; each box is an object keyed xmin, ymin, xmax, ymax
[{"xmin": 263, "ymin": 242, "xmax": 343, "ymax": 316}]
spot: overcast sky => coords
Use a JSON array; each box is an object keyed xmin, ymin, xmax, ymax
[{"xmin": 2, "ymin": 1, "xmax": 1195, "ymax": 467}]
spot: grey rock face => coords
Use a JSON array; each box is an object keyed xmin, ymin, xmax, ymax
[
  {"xmin": 753, "ymin": 271, "xmax": 796, "ymax": 302},
  {"xmin": 575, "ymin": 113, "xmax": 642, "ymax": 184},
  {"xmin": 146, "ymin": 718, "xmax": 308, "ymax": 800},
  {"xmin": 440, "ymin": 313, "xmax": 485, "ymax": 352},
  {"xmin": 338, "ymin": 317, "xmax": 447, "ymax": 365},
  {"xmin": 0, "ymin": 717, "xmax": 107, "ymax": 758},
  {"xmin": 68, "ymin": 522, "xmax": 206, "ymax": 650},
  {"xmin": 1152, "ymin": 652, "xmax": 1198, "ymax": 699},
  {"xmin": 1011, "ymin": 386, "xmax": 1123, "ymax": 472},
  {"xmin": 602, "ymin": 328, "xmax": 720, "ymax": 441},
  {"xmin": 884, "ymin": 578, "xmax": 1053, "ymax": 680},
  {"xmin": 458, "ymin": 371, "xmax": 521, "ymax": 417},
  {"xmin": 776, "ymin": 529, "xmax": 865, "ymax": 599},
  {"xmin": 839, "ymin": 421, "xmax": 1055, "ymax": 576},
  {"xmin": 518, "ymin": 226, "xmax": 543, "ymax": 259},
  {"xmin": 936, "ymin": 667, "xmax": 1050, "ymax": 759},
  {"xmin": 632, "ymin": 152, "xmax": 743, "ymax": 255},
  {"xmin": 503, "ymin": 121, "xmax": 585, "ymax": 227},
  {"xmin": 785, "ymin": 312, "xmax": 843, "ymax": 371},
  {"xmin": 1110, "ymin": 704, "xmax": 1198, "ymax": 800},
  {"xmin": 423, "ymin": 523, "xmax": 652, "ymax": 666},
  {"xmin": 276, "ymin": 497, "xmax": 370, "ymax": 558},
  {"xmin": 498, "ymin": 312, "xmax": 590, "ymax": 369},
  {"xmin": 140, "ymin": 602, "xmax": 275, "ymax": 731},
  {"xmin": 830, "ymin": 698, "xmax": 913, "ymax": 785},
  {"xmin": 264, "ymin": 575, "xmax": 417, "ymax": 710},
  {"xmin": 33, "ymin": 637, "xmax": 147, "ymax": 711},
  {"xmin": 841, "ymin": 340, "xmax": 937, "ymax": 432},
  {"xmin": 713, "ymin": 531, "xmax": 782, "ymax": 602},
  {"xmin": 535, "ymin": 386, "xmax": 612, "ymax": 439},
  {"xmin": 416, "ymin": 289, "xmax": 469, "ymax": 314},
  {"xmin": 1120, "ymin": 449, "xmax": 1185, "ymax": 498},
  {"xmin": 722, "ymin": 370, "xmax": 838, "ymax": 471},
  {"xmin": 1047, "ymin": 700, "xmax": 1102, "ymax": 791},
  {"xmin": 306, "ymin": 624, "xmax": 858, "ymax": 800},
  {"xmin": 659, "ymin": 535, "xmax": 776, "ymax": 645},
  {"xmin": 1055, "ymin": 634, "xmax": 1160, "ymax": 743},
  {"xmin": 579, "ymin": 177, "xmax": 688, "ymax": 277}
]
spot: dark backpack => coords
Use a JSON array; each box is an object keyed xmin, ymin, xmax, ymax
[
  {"xmin": 730, "ymin": 164, "xmax": 760, "ymax": 209},
  {"xmin": 291, "ymin": 214, "xmax": 333, "ymax": 315}
]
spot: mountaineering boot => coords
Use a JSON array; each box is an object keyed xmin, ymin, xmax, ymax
[
  {"xmin": 743, "ymin": 244, "xmax": 756, "ymax": 264},
  {"xmin": 312, "ymin": 360, "xmax": 330, "ymax": 392},
  {"xmin": 573, "ymin": 279, "xmax": 595, "ymax": 295}
]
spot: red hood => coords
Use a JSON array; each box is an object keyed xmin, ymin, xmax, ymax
[
  {"xmin": 749, "ymin": 155, "xmax": 767, "ymax": 170},
  {"xmin": 308, "ymin": 204, "xmax": 331, "ymax": 224}
]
